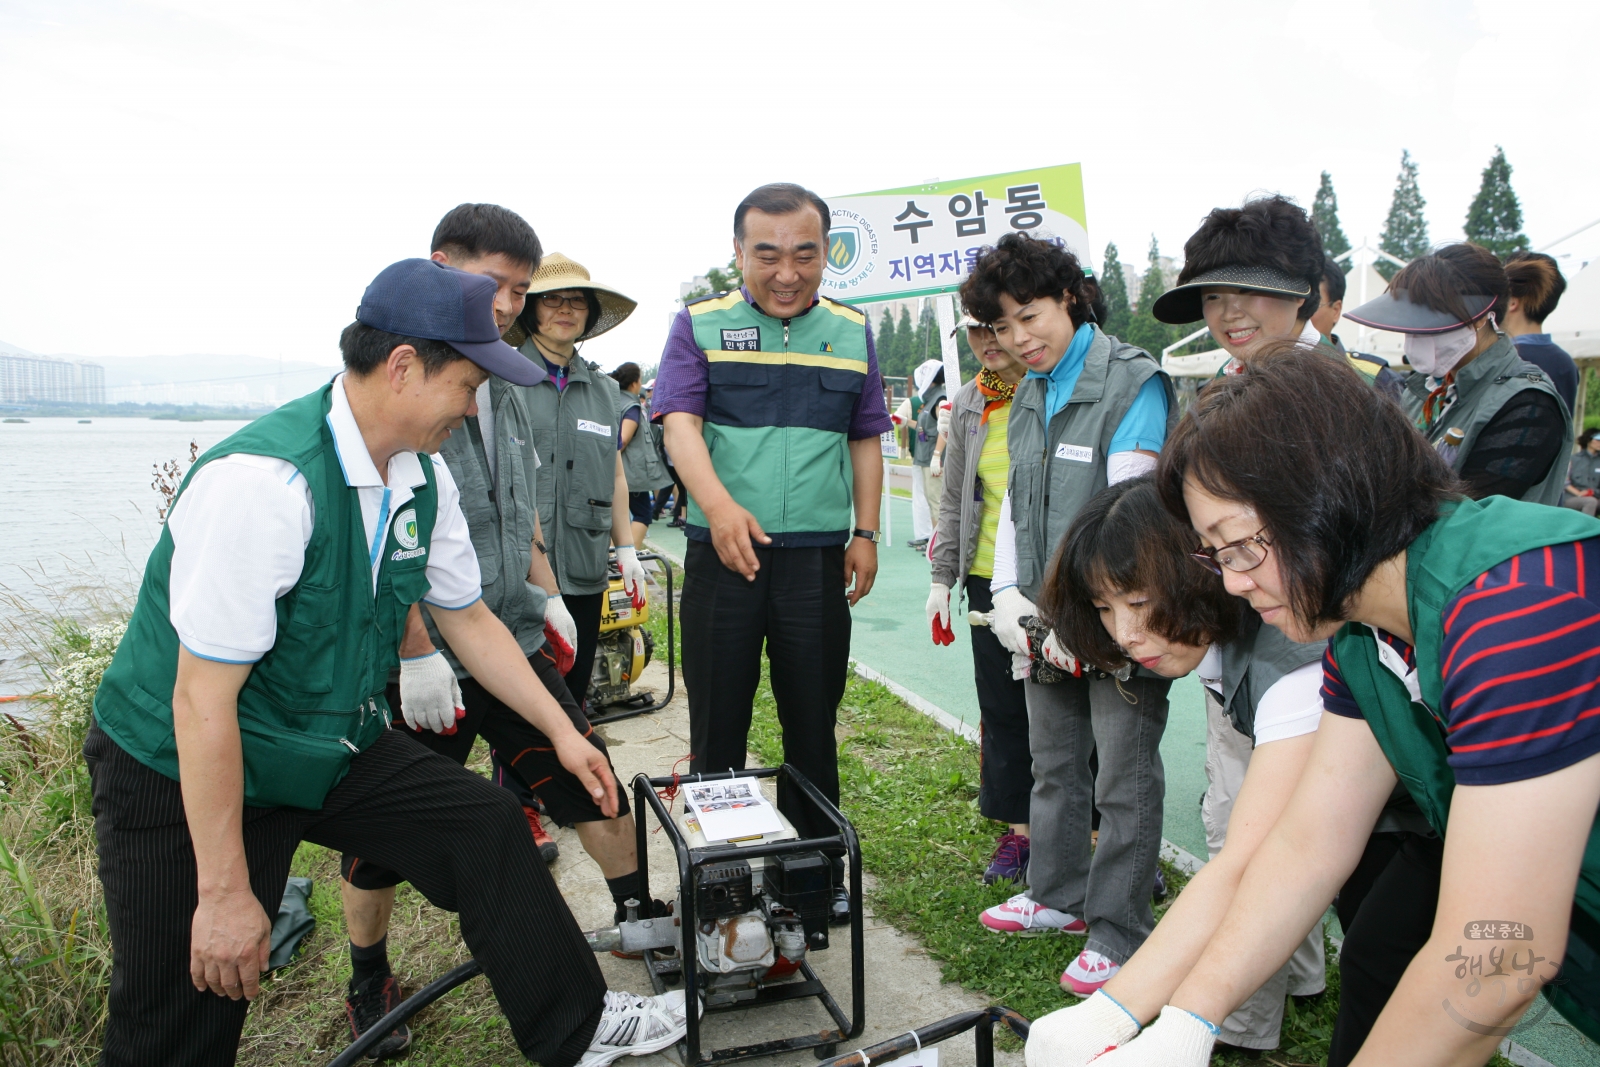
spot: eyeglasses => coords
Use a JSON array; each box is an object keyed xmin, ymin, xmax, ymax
[
  {"xmin": 1191, "ymin": 528, "xmax": 1273, "ymax": 575},
  {"xmin": 538, "ymin": 293, "xmax": 588, "ymax": 310}
]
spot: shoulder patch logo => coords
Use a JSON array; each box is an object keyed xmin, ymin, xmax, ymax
[
  {"xmin": 393, "ymin": 508, "xmax": 419, "ymax": 550},
  {"xmin": 720, "ymin": 327, "xmax": 760, "ymax": 352},
  {"xmin": 820, "ymin": 342, "xmax": 833, "ymax": 353}
]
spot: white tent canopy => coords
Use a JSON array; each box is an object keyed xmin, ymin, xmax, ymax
[{"xmin": 1545, "ymin": 261, "xmax": 1600, "ymax": 359}]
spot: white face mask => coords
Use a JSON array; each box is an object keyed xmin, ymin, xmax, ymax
[{"xmin": 1404, "ymin": 324, "xmax": 1479, "ymax": 378}]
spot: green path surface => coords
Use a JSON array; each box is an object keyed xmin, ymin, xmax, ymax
[{"xmin": 644, "ymin": 504, "xmax": 1595, "ymax": 1066}]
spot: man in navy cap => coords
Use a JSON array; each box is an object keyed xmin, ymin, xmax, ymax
[{"xmin": 86, "ymin": 259, "xmax": 690, "ymax": 1067}]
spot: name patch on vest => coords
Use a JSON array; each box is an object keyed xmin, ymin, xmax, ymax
[
  {"xmin": 391, "ymin": 546, "xmax": 427, "ymax": 562},
  {"xmin": 576, "ymin": 419, "xmax": 612, "ymax": 437},
  {"xmin": 1055, "ymin": 444, "xmax": 1094, "ymax": 464},
  {"xmin": 720, "ymin": 327, "xmax": 760, "ymax": 351}
]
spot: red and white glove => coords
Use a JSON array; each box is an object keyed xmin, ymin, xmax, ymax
[
  {"xmin": 616, "ymin": 545, "xmax": 648, "ymax": 610},
  {"xmin": 991, "ymin": 586, "xmax": 1035, "ymax": 657},
  {"xmin": 399, "ymin": 651, "xmax": 465, "ymax": 735},
  {"xmin": 926, "ymin": 582, "xmax": 954, "ymax": 646},
  {"xmin": 1042, "ymin": 631, "xmax": 1082, "ymax": 676},
  {"xmin": 1083, "ymin": 1005, "xmax": 1217, "ymax": 1066},
  {"xmin": 1024, "ymin": 990, "xmax": 1143, "ymax": 1067}
]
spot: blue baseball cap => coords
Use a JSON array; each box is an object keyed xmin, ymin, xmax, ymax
[{"xmin": 357, "ymin": 259, "xmax": 546, "ymax": 386}]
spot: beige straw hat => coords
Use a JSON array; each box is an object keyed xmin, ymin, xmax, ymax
[{"xmin": 520, "ymin": 252, "xmax": 637, "ymax": 341}]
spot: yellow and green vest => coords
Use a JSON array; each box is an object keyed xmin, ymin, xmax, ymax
[
  {"xmin": 686, "ymin": 291, "xmax": 869, "ymax": 546},
  {"xmin": 94, "ymin": 385, "xmax": 435, "ymax": 810}
]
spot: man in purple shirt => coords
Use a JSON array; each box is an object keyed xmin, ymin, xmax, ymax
[{"xmin": 653, "ymin": 183, "xmax": 891, "ymax": 923}]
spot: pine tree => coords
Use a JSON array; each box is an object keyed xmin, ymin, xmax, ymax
[
  {"xmin": 1122, "ymin": 235, "xmax": 1175, "ymax": 354},
  {"xmin": 876, "ymin": 307, "xmax": 898, "ymax": 377},
  {"xmin": 1378, "ymin": 150, "xmax": 1430, "ymax": 280},
  {"xmin": 1464, "ymin": 146, "xmax": 1529, "ymax": 259},
  {"xmin": 916, "ymin": 300, "xmax": 940, "ymax": 369},
  {"xmin": 1311, "ymin": 171, "xmax": 1351, "ymax": 259},
  {"xmin": 893, "ymin": 305, "xmax": 915, "ymax": 378},
  {"xmin": 1099, "ymin": 241, "xmax": 1132, "ymax": 337}
]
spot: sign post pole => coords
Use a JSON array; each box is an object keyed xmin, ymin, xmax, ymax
[{"xmin": 936, "ymin": 293, "xmax": 962, "ymax": 391}]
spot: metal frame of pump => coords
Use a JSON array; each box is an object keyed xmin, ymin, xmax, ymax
[{"xmin": 632, "ymin": 765, "xmax": 866, "ymax": 1066}]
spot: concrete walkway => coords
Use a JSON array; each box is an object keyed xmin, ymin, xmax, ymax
[
  {"xmin": 638, "ymin": 505, "xmax": 1596, "ymax": 1067},
  {"xmin": 563, "ymin": 650, "xmax": 1021, "ymax": 1067}
]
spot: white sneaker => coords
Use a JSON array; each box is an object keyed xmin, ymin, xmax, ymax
[
  {"xmin": 577, "ymin": 989, "xmax": 691, "ymax": 1067},
  {"xmin": 979, "ymin": 892, "xmax": 1087, "ymax": 934},
  {"xmin": 1061, "ymin": 949, "xmax": 1121, "ymax": 995}
]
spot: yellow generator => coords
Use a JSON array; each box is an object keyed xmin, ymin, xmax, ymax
[{"xmin": 586, "ymin": 549, "xmax": 677, "ymax": 724}]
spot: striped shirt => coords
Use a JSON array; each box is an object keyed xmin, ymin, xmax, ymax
[{"xmin": 1322, "ymin": 537, "xmax": 1600, "ymax": 785}]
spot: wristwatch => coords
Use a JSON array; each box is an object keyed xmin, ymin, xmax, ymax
[{"xmin": 853, "ymin": 528, "xmax": 882, "ymax": 544}]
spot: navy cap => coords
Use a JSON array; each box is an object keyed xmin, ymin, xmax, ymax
[
  {"xmin": 357, "ymin": 259, "xmax": 546, "ymax": 386},
  {"xmin": 1344, "ymin": 289, "xmax": 1497, "ymax": 335}
]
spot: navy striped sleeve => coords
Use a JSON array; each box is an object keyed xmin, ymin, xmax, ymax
[
  {"xmin": 1439, "ymin": 538, "xmax": 1600, "ymax": 785},
  {"xmin": 1320, "ymin": 644, "xmax": 1364, "ymax": 719}
]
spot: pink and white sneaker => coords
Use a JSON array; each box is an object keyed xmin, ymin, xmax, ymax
[
  {"xmin": 1060, "ymin": 949, "xmax": 1121, "ymax": 995},
  {"xmin": 979, "ymin": 892, "xmax": 1087, "ymax": 935}
]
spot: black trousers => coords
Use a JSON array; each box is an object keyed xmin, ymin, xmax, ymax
[
  {"xmin": 85, "ymin": 724, "xmax": 605, "ymax": 1067},
  {"xmin": 1328, "ymin": 831, "xmax": 1444, "ymax": 1066},
  {"xmin": 965, "ymin": 575, "xmax": 1033, "ymax": 825},
  {"xmin": 654, "ymin": 469, "xmax": 687, "ymax": 519},
  {"xmin": 681, "ymin": 539, "xmax": 850, "ymax": 842},
  {"xmin": 347, "ymin": 646, "xmax": 629, "ymax": 889},
  {"xmin": 563, "ymin": 589, "xmax": 604, "ymax": 714}
]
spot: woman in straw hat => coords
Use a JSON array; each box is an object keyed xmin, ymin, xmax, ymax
[{"xmin": 504, "ymin": 252, "xmax": 642, "ymax": 709}]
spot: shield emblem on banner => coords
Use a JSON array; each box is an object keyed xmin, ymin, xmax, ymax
[{"xmin": 827, "ymin": 227, "xmax": 860, "ymax": 274}]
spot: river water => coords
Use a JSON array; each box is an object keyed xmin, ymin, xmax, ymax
[{"xmin": 0, "ymin": 417, "xmax": 251, "ymax": 694}]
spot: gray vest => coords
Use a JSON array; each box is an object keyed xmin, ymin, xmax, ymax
[
  {"xmin": 516, "ymin": 344, "xmax": 624, "ymax": 596},
  {"xmin": 424, "ymin": 378, "xmax": 547, "ymax": 675},
  {"xmin": 1007, "ymin": 330, "xmax": 1175, "ymax": 600},
  {"xmin": 1571, "ymin": 451, "xmax": 1600, "ymax": 492},
  {"xmin": 1219, "ymin": 614, "xmax": 1325, "ymax": 739},
  {"xmin": 1401, "ymin": 333, "xmax": 1570, "ymax": 506},
  {"xmin": 912, "ymin": 384, "xmax": 946, "ymax": 466},
  {"xmin": 617, "ymin": 390, "xmax": 668, "ymax": 493}
]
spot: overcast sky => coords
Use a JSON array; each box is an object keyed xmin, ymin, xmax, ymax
[{"xmin": 2, "ymin": 0, "xmax": 1596, "ymax": 372}]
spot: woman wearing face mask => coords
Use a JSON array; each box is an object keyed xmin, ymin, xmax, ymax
[
  {"xmin": 961, "ymin": 234, "xmax": 1177, "ymax": 996},
  {"xmin": 1023, "ymin": 476, "xmax": 1330, "ymax": 1058},
  {"xmin": 927, "ymin": 314, "xmax": 1034, "ymax": 884},
  {"xmin": 1059, "ymin": 345, "xmax": 1600, "ymax": 1067},
  {"xmin": 1153, "ymin": 195, "xmax": 1401, "ymax": 394},
  {"xmin": 1344, "ymin": 241, "xmax": 1570, "ymax": 504}
]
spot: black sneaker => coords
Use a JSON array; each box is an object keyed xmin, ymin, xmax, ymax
[{"xmin": 345, "ymin": 974, "xmax": 410, "ymax": 1060}]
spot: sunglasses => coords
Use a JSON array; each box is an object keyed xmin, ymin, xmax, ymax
[{"xmin": 1191, "ymin": 527, "xmax": 1273, "ymax": 575}]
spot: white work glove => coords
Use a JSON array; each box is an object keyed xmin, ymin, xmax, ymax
[
  {"xmin": 930, "ymin": 453, "xmax": 943, "ymax": 477},
  {"xmin": 1024, "ymin": 990, "xmax": 1143, "ymax": 1067},
  {"xmin": 615, "ymin": 545, "xmax": 648, "ymax": 610},
  {"xmin": 991, "ymin": 585, "xmax": 1035, "ymax": 658},
  {"xmin": 1085, "ymin": 1005, "xmax": 1216, "ymax": 1067},
  {"xmin": 545, "ymin": 594, "xmax": 578, "ymax": 651},
  {"xmin": 1011, "ymin": 650, "xmax": 1032, "ymax": 681},
  {"xmin": 926, "ymin": 582, "xmax": 953, "ymax": 645},
  {"xmin": 399, "ymin": 651, "xmax": 464, "ymax": 735},
  {"xmin": 1041, "ymin": 630, "xmax": 1079, "ymax": 674}
]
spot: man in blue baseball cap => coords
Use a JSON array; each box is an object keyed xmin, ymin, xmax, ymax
[{"xmin": 85, "ymin": 258, "xmax": 690, "ymax": 1067}]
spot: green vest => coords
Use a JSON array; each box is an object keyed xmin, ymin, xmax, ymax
[
  {"xmin": 1329, "ymin": 496, "xmax": 1600, "ymax": 1039},
  {"xmin": 685, "ymin": 291, "xmax": 871, "ymax": 547},
  {"xmin": 517, "ymin": 348, "xmax": 623, "ymax": 596},
  {"xmin": 1400, "ymin": 334, "xmax": 1570, "ymax": 506},
  {"xmin": 425, "ymin": 378, "xmax": 546, "ymax": 675},
  {"xmin": 93, "ymin": 385, "xmax": 436, "ymax": 810},
  {"xmin": 1008, "ymin": 329, "xmax": 1176, "ymax": 600},
  {"xmin": 617, "ymin": 389, "xmax": 668, "ymax": 493}
]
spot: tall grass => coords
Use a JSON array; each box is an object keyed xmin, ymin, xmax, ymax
[{"xmin": 0, "ymin": 613, "xmax": 121, "ymax": 1065}]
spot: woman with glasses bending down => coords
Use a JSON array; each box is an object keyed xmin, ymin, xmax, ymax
[
  {"xmin": 1025, "ymin": 471, "xmax": 1433, "ymax": 1063},
  {"xmin": 1030, "ymin": 343, "xmax": 1600, "ymax": 1067}
]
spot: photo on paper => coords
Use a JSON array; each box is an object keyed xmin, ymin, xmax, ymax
[{"xmin": 683, "ymin": 777, "xmax": 783, "ymax": 841}]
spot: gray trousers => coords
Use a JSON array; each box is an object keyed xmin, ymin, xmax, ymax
[
  {"xmin": 1202, "ymin": 690, "xmax": 1326, "ymax": 1049},
  {"xmin": 1024, "ymin": 672, "xmax": 1171, "ymax": 964}
]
